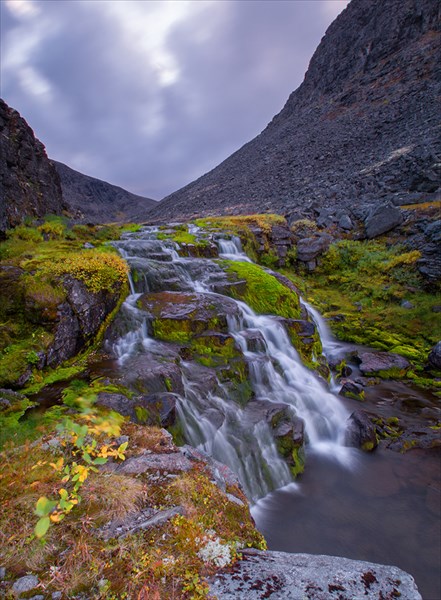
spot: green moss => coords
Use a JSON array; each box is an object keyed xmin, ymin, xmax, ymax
[
  {"xmin": 134, "ymin": 405, "xmax": 149, "ymax": 423},
  {"xmin": 152, "ymin": 319, "xmax": 193, "ymax": 344},
  {"xmin": 223, "ymin": 260, "xmax": 300, "ymax": 319}
]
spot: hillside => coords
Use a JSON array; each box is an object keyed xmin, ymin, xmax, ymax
[
  {"xmin": 148, "ymin": 0, "xmax": 440, "ymax": 223},
  {"xmin": 53, "ymin": 161, "xmax": 157, "ymax": 224},
  {"xmin": 0, "ymin": 99, "xmax": 66, "ymax": 236}
]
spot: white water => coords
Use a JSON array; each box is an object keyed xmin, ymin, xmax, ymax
[
  {"xmin": 217, "ymin": 236, "xmax": 252, "ymax": 262},
  {"xmin": 112, "ymin": 226, "xmax": 353, "ymax": 501}
]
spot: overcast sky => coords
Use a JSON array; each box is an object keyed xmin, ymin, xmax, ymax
[{"xmin": 1, "ymin": 0, "xmax": 349, "ymax": 200}]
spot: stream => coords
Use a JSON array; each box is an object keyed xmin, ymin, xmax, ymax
[{"xmin": 105, "ymin": 226, "xmax": 440, "ymax": 598}]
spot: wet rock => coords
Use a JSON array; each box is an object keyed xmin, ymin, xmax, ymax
[
  {"xmin": 345, "ymin": 410, "xmax": 378, "ymax": 451},
  {"xmin": 139, "ymin": 291, "xmax": 240, "ymax": 341},
  {"xmin": 239, "ymin": 329, "xmax": 266, "ymax": 352},
  {"xmin": 11, "ymin": 575, "xmax": 39, "ymax": 597},
  {"xmin": 209, "ymin": 549, "xmax": 422, "ymax": 599},
  {"xmin": 118, "ymin": 354, "xmax": 184, "ymax": 396},
  {"xmin": 357, "ymin": 351, "xmax": 410, "ymax": 377},
  {"xmin": 428, "ymin": 341, "xmax": 441, "ymax": 370},
  {"xmin": 364, "ymin": 202, "xmax": 403, "ymax": 238},
  {"xmin": 0, "ymin": 388, "xmax": 25, "ymax": 411},
  {"xmin": 339, "ymin": 379, "xmax": 364, "ymax": 400},
  {"xmin": 178, "ymin": 242, "xmax": 218, "ymax": 258},
  {"xmin": 97, "ymin": 391, "xmax": 177, "ymax": 427}
]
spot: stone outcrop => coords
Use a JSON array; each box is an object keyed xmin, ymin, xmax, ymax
[
  {"xmin": 53, "ymin": 160, "xmax": 157, "ymax": 224},
  {"xmin": 147, "ymin": 0, "xmax": 440, "ymax": 224},
  {"xmin": 209, "ymin": 549, "xmax": 422, "ymax": 599},
  {"xmin": 0, "ymin": 99, "xmax": 66, "ymax": 236}
]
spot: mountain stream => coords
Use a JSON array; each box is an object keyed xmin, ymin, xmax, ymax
[{"xmin": 104, "ymin": 226, "xmax": 440, "ymax": 598}]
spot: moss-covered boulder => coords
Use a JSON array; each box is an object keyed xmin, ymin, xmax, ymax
[
  {"xmin": 139, "ymin": 291, "xmax": 240, "ymax": 343},
  {"xmin": 222, "ymin": 261, "xmax": 300, "ymax": 319},
  {"xmin": 357, "ymin": 351, "xmax": 411, "ymax": 379},
  {"xmin": 345, "ymin": 410, "xmax": 378, "ymax": 452}
]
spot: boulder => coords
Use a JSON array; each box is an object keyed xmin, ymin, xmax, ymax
[
  {"xmin": 428, "ymin": 341, "xmax": 441, "ymax": 370},
  {"xmin": 11, "ymin": 575, "xmax": 40, "ymax": 597},
  {"xmin": 345, "ymin": 410, "xmax": 378, "ymax": 451},
  {"xmin": 97, "ymin": 391, "xmax": 177, "ymax": 427},
  {"xmin": 357, "ymin": 351, "xmax": 410, "ymax": 377},
  {"xmin": 364, "ymin": 202, "xmax": 403, "ymax": 238},
  {"xmin": 339, "ymin": 379, "xmax": 364, "ymax": 400},
  {"xmin": 296, "ymin": 234, "xmax": 333, "ymax": 264},
  {"xmin": 209, "ymin": 549, "xmax": 422, "ymax": 599}
]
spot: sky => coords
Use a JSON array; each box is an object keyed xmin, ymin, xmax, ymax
[{"xmin": 1, "ymin": 0, "xmax": 349, "ymax": 200}]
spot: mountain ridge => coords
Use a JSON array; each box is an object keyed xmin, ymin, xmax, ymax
[
  {"xmin": 53, "ymin": 160, "xmax": 157, "ymax": 224},
  {"xmin": 148, "ymin": 0, "xmax": 440, "ymax": 223}
]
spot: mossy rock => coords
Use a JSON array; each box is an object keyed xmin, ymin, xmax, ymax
[
  {"xmin": 222, "ymin": 260, "xmax": 300, "ymax": 319},
  {"xmin": 139, "ymin": 291, "xmax": 240, "ymax": 344}
]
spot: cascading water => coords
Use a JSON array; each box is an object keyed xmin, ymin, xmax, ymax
[{"xmin": 111, "ymin": 226, "xmax": 353, "ymax": 502}]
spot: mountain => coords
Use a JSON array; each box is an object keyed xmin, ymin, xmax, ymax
[
  {"xmin": 0, "ymin": 99, "xmax": 66, "ymax": 236},
  {"xmin": 148, "ymin": 0, "xmax": 440, "ymax": 223},
  {"xmin": 53, "ymin": 161, "xmax": 157, "ymax": 224}
]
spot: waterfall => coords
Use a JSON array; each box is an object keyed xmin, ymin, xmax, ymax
[
  {"xmin": 112, "ymin": 226, "xmax": 353, "ymax": 501},
  {"xmin": 217, "ymin": 236, "xmax": 252, "ymax": 262}
]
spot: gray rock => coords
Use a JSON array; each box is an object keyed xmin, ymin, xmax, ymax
[
  {"xmin": 296, "ymin": 234, "xmax": 332, "ymax": 263},
  {"xmin": 0, "ymin": 566, "xmax": 6, "ymax": 579},
  {"xmin": 400, "ymin": 300, "xmax": 414, "ymax": 309},
  {"xmin": 428, "ymin": 341, "xmax": 441, "ymax": 370},
  {"xmin": 339, "ymin": 379, "xmax": 364, "ymax": 400},
  {"xmin": 12, "ymin": 575, "xmax": 39, "ymax": 597},
  {"xmin": 345, "ymin": 409, "xmax": 378, "ymax": 451},
  {"xmin": 364, "ymin": 203, "xmax": 403, "ymax": 238},
  {"xmin": 358, "ymin": 351, "xmax": 410, "ymax": 376},
  {"xmin": 338, "ymin": 214, "xmax": 353, "ymax": 230},
  {"xmin": 52, "ymin": 593, "xmax": 62, "ymax": 600},
  {"xmin": 209, "ymin": 549, "xmax": 422, "ymax": 599}
]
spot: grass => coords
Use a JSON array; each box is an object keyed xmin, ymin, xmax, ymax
[{"xmin": 289, "ymin": 238, "xmax": 440, "ymax": 372}]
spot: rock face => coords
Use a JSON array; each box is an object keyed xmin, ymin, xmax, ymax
[
  {"xmin": 53, "ymin": 160, "xmax": 157, "ymax": 224},
  {"xmin": 209, "ymin": 549, "xmax": 422, "ymax": 599},
  {"xmin": 0, "ymin": 99, "xmax": 66, "ymax": 236},
  {"xmin": 148, "ymin": 0, "xmax": 440, "ymax": 222}
]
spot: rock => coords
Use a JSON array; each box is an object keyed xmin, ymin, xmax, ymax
[
  {"xmin": 209, "ymin": 549, "xmax": 422, "ymax": 599},
  {"xmin": 338, "ymin": 214, "xmax": 353, "ymax": 230},
  {"xmin": 0, "ymin": 566, "xmax": 6, "ymax": 579},
  {"xmin": 0, "ymin": 99, "xmax": 66, "ymax": 235},
  {"xmin": 97, "ymin": 391, "xmax": 177, "ymax": 427},
  {"xmin": 345, "ymin": 410, "xmax": 378, "ymax": 451},
  {"xmin": 364, "ymin": 202, "xmax": 403, "ymax": 238},
  {"xmin": 11, "ymin": 575, "xmax": 39, "ymax": 597},
  {"xmin": 296, "ymin": 234, "xmax": 333, "ymax": 264},
  {"xmin": 113, "ymin": 451, "xmax": 193, "ymax": 475},
  {"xmin": 100, "ymin": 505, "xmax": 185, "ymax": 541},
  {"xmin": 117, "ymin": 353, "xmax": 184, "ymax": 396},
  {"xmin": 358, "ymin": 351, "xmax": 410, "ymax": 377},
  {"xmin": 401, "ymin": 300, "xmax": 414, "ymax": 309},
  {"xmin": 51, "ymin": 594, "xmax": 62, "ymax": 600},
  {"xmin": 179, "ymin": 445, "xmax": 242, "ymax": 491},
  {"xmin": 339, "ymin": 379, "xmax": 364, "ymax": 400},
  {"xmin": 428, "ymin": 341, "xmax": 441, "ymax": 370}
]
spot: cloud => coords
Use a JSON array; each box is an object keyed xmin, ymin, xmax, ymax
[{"xmin": 1, "ymin": 0, "xmax": 346, "ymax": 199}]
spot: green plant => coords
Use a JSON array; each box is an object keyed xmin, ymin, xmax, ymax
[{"xmin": 34, "ymin": 395, "xmax": 127, "ymax": 538}]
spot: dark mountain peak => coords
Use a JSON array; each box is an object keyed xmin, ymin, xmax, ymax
[
  {"xmin": 149, "ymin": 0, "xmax": 440, "ymax": 223},
  {"xmin": 53, "ymin": 160, "xmax": 157, "ymax": 224},
  {"xmin": 0, "ymin": 98, "xmax": 66, "ymax": 235}
]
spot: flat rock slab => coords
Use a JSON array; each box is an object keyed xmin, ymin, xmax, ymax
[
  {"xmin": 99, "ymin": 506, "xmax": 185, "ymax": 541},
  {"xmin": 115, "ymin": 451, "xmax": 193, "ymax": 474},
  {"xmin": 139, "ymin": 291, "xmax": 239, "ymax": 321},
  {"xmin": 358, "ymin": 351, "xmax": 410, "ymax": 375},
  {"xmin": 209, "ymin": 550, "xmax": 422, "ymax": 599}
]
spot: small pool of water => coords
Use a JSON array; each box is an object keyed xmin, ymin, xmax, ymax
[{"xmin": 252, "ymin": 445, "xmax": 441, "ymax": 599}]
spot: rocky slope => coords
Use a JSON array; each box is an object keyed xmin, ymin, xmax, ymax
[
  {"xmin": 0, "ymin": 99, "xmax": 66, "ymax": 236},
  {"xmin": 148, "ymin": 0, "xmax": 440, "ymax": 223},
  {"xmin": 54, "ymin": 161, "xmax": 157, "ymax": 224}
]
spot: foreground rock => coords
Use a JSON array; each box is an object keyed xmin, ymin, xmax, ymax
[{"xmin": 209, "ymin": 549, "xmax": 422, "ymax": 599}]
